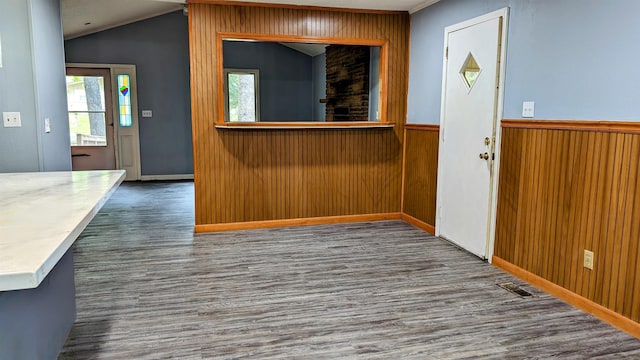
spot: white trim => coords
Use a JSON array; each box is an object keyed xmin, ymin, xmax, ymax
[
  {"xmin": 0, "ymin": 33, "xmax": 3, "ymax": 68},
  {"xmin": 443, "ymin": 8, "xmax": 507, "ymax": 34},
  {"xmin": 66, "ymin": 63, "xmax": 142, "ymax": 181},
  {"xmin": 409, "ymin": 0, "xmax": 443, "ymax": 14},
  {"xmin": 435, "ymin": 7, "xmax": 509, "ymax": 262},
  {"xmin": 486, "ymin": 8, "xmax": 509, "ymax": 264},
  {"xmin": 140, "ymin": 174, "xmax": 194, "ymax": 181}
]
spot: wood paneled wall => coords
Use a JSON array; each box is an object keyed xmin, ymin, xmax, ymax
[
  {"xmin": 188, "ymin": 3, "xmax": 409, "ymax": 227},
  {"xmin": 402, "ymin": 125, "xmax": 439, "ymax": 230},
  {"xmin": 495, "ymin": 120, "xmax": 640, "ymax": 323}
]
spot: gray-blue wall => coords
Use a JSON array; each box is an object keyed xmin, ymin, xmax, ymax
[
  {"xmin": 407, "ymin": 0, "xmax": 640, "ymax": 124},
  {"xmin": 0, "ymin": 0, "xmax": 71, "ymax": 173},
  {"xmin": 0, "ymin": 0, "xmax": 39, "ymax": 172},
  {"xmin": 31, "ymin": 0, "xmax": 72, "ymax": 171},
  {"xmin": 0, "ymin": 248, "xmax": 76, "ymax": 360},
  {"xmin": 223, "ymin": 41, "xmax": 313, "ymax": 121},
  {"xmin": 65, "ymin": 11, "xmax": 193, "ymax": 176},
  {"xmin": 312, "ymin": 53, "xmax": 326, "ymax": 121}
]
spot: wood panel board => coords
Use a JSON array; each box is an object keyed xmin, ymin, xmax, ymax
[
  {"xmin": 401, "ymin": 127, "xmax": 438, "ymax": 228},
  {"xmin": 495, "ymin": 123, "xmax": 640, "ymax": 324},
  {"xmin": 189, "ymin": 4, "xmax": 408, "ymax": 225}
]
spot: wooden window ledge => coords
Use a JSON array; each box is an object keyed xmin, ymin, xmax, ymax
[{"xmin": 215, "ymin": 122, "xmax": 396, "ymax": 130}]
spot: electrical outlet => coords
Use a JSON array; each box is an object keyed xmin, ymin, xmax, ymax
[
  {"xmin": 584, "ymin": 249, "xmax": 594, "ymax": 270},
  {"xmin": 3, "ymin": 112, "xmax": 21, "ymax": 127},
  {"xmin": 522, "ymin": 101, "xmax": 535, "ymax": 118}
]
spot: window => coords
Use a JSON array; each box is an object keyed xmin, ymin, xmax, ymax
[
  {"xmin": 460, "ymin": 52, "xmax": 481, "ymax": 90},
  {"xmin": 117, "ymin": 75, "xmax": 133, "ymax": 127},
  {"xmin": 224, "ymin": 69, "xmax": 260, "ymax": 122},
  {"xmin": 66, "ymin": 75, "xmax": 107, "ymax": 146}
]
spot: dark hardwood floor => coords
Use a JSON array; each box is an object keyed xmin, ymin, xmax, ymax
[{"xmin": 59, "ymin": 181, "xmax": 640, "ymax": 359}]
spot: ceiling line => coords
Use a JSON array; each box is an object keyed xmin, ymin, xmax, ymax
[
  {"xmin": 64, "ymin": 6, "xmax": 183, "ymax": 40},
  {"xmin": 409, "ymin": 0, "xmax": 443, "ymax": 14}
]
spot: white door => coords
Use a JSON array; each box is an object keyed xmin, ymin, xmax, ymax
[
  {"xmin": 66, "ymin": 63, "xmax": 142, "ymax": 181},
  {"xmin": 110, "ymin": 65, "xmax": 142, "ymax": 181},
  {"xmin": 436, "ymin": 9, "xmax": 508, "ymax": 259}
]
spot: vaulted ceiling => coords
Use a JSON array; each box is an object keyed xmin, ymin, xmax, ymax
[{"xmin": 62, "ymin": 0, "xmax": 440, "ymax": 39}]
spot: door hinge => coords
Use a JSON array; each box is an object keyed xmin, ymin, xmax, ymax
[{"xmin": 445, "ymin": 47, "xmax": 449, "ymax": 60}]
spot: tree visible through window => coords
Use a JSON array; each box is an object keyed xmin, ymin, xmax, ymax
[
  {"xmin": 66, "ymin": 76, "xmax": 107, "ymax": 146},
  {"xmin": 225, "ymin": 70, "xmax": 259, "ymax": 122}
]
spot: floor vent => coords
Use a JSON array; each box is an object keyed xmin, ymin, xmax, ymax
[{"xmin": 498, "ymin": 282, "xmax": 533, "ymax": 298}]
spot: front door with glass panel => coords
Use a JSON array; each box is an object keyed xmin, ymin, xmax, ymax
[{"xmin": 66, "ymin": 68, "xmax": 116, "ymax": 170}]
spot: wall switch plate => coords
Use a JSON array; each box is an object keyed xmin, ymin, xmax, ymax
[
  {"xmin": 522, "ymin": 101, "xmax": 535, "ymax": 118},
  {"xmin": 3, "ymin": 112, "xmax": 21, "ymax": 127},
  {"xmin": 584, "ymin": 249, "xmax": 594, "ymax": 270},
  {"xmin": 142, "ymin": 110, "xmax": 153, "ymax": 118},
  {"xmin": 44, "ymin": 118, "xmax": 51, "ymax": 133}
]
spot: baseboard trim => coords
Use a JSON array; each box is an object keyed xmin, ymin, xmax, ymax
[
  {"xmin": 502, "ymin": 119, "xmax": 640, "ymax": 134},
  {"xmin": 492, "ymin": 256, "xmax": 640, "ymax": 339},
  {"xmin": 140, "ymin": 174, "xmax": 194, "ymax": 181},
  {"xmin": 195, "ymin": 213, "xmax": 403, "ymax": 233},
  {"xmin": 401, "ymin": 213, "xmax": 435, "ymax": 234},
  {"xmin": 405, "ymin": 124, "xmax": 440, "ymax": 131}
]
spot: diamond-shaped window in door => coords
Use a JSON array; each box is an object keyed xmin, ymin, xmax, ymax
[{"xmin": 460, "ymin": 52, "xmax": 481, "ymax": 90}]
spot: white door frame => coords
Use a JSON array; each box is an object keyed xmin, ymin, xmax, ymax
[
  {"xmin": 435, "ymin": 8, "xmax": 509, "ymax": 262},
  {"xmin": 66, "ymin": 63, "xmax": 142, "ymax": 181}
]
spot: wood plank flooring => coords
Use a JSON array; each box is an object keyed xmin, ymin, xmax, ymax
[{"xmin": 59, "ymin": 181, "xmax": 640, "ymax": 359}]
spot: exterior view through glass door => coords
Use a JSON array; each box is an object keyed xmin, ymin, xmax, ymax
[{"xmin": 66, "ymin": 68, "xmax": 116, "ymax": 170}]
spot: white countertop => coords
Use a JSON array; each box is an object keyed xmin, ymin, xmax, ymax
[{"xmin": 0, "ymin": 170, "xmax": 125, "ymax": 291}]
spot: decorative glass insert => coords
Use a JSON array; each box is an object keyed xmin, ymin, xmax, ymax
[
  {"xmin": 66, "ymin": 75, "xmax": 108, "ymax": 146},
  {"xmin": 118, "ymin": 75, "xmax": 132, "ymax": 127},
  {"xmin": 460, "ymin": 52, "xmax": 481, "ymax": 90}
]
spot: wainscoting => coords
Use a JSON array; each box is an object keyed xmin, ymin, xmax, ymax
[
  {"xmin": 59, "ymin": 181, "xmax": 640, "ymax": 357},
  {"xmin": 494, "ymin": 119, "xmax": 640, "ymax": 328},
  {"xmin": 401, "ymin": 124, "xmax": 439, "ymax": 233},
  {"xmin": 189, "ymin": 3, "xmax": 409, "ymax": 228},
  {"xmin": 187, "ymin": 2, "xmax": 640, "ymax": 337}
]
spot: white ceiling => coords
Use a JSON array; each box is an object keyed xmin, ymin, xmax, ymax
[
  {"xmin": 222, "ymin": 0, "xmax": 439, "ymax": 12},
  {"xmin": 61, "ymin": 0, "xmax": 441, "ymax": 40},
  {"xmin": 62, "ymin": 0, "xmax": 185, "ymax": 39},
  {"xmin": 280, "ymin": 42, "xmax": 327, "ymax": 56}
]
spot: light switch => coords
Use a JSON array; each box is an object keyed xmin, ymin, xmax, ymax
[
  {"xmin": 142, "ymin": 110, "xmax": 153, "ymax": 118},
  {"xmin": 44, "ymin": 118, "xmax": 51, "ymax": 133},
  {"xmin": 522, "ymin": 101, "xmax": 535, "ymax": 118},
  {"xmin": 3, "ymin": 112, "xmax": 21, "ymax": 127}
]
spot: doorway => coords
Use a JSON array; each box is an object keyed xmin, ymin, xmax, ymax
[
  {"xmin": 65, "ymin": 64, "xmax": 142, "ymax": 180},
  {"xmin": 435, "ymin": 8, "xmax": 509, "ymax": 260},
  {"xmin": 66, "ymin": 68, "xmax": 116, "ymax": 170}
]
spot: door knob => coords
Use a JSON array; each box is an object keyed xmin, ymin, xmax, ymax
[{"xmin": 479, "ymin": 152, "xmax": 490, "ymax": 160}]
